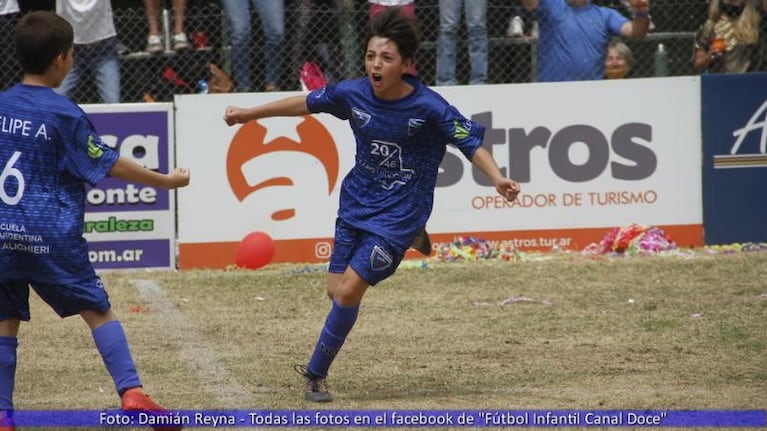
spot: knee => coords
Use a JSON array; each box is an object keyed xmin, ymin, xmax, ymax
[
  {"xmin": 439, "ymin": 24, "xmax": 458, "ymax": 36},
  {"xmin": 264, "ymin": 32, "xmax": 285, "ymax": 47},
  {"xmin": 229, "ymin": 29, "xmax": 250, "ymax": 45},
  {"xmin": 332, "ymin": 286, "xmax": 364, "ymax": 307},
  {"xmin": 467, "ymin": 24, "xmax": 488, "ymax": 36}
]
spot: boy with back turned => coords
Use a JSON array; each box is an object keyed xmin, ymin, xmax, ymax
[{"xmin": 0, "ymin": 11, "xmax": 189, "ymax": 430}]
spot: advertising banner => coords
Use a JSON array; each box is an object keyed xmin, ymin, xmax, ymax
[
  {"xmin": 175, "ymin": 77, "xmax": 703, "ymax": 268},
  {"xmin": 701, "ymin": 73, "xmax": 767, "ymax": 245},
  {"xmin": 83, "ymin": 104, "xmax": 176, "ymax": 270}
]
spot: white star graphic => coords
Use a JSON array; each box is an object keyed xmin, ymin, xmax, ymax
[{"xmin": 257, "ymin": 117, "xmax": 305, "ymax": 145}]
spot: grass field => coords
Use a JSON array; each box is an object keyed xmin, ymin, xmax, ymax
[{"xmin": 12, "ymin": 251, "xmax": 767, "ymax": 430}]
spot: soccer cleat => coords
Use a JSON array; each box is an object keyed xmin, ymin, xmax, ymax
[
  {"xmin": 146, "ymin": 35, "xmax": 163, "ymax": 54},
  {"xmin": 121, "ymin": 388, "xmax": 182, "ymax": 431},
  {"xmin": 294, "ymin": 364, "xmax": 332, "ymax": 403},
  {"xmin": 410, "ymin": 228, "xmax": 432, "ymax": 256},
  {"xmin": 172, "ymin": 33, "xmax": 191, "ymax": 51}
]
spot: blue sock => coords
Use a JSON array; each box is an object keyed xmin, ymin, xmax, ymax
[
  {"xmin": 0, "ymin": 337, "xmax": 17, "ymax": 410},
  {"xmin": 307, "ymin": 300, "xmax": 359, "ymax": 378},
  {"xmin": 92, "ymin": 321, "xmax": 142, "ymax": 395}
]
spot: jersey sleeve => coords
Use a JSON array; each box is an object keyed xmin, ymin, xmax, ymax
[
  {"xmin": 62, "ymin": 115, "xmax": 119, "ymax": 186},
  {"xmin": 306, "ymin": 82, "xmax": 351, "ymax": 120},
  {"xmin": 605, "ymin": 7, "xmax": 629, "ymax": 35},
  {"xmin": 439, "ymin": 104, "xmax": 486, "ymax": 161},
  {"xmin": 536, "ymin": 0, "xmax": 566, "ymax": 20}
]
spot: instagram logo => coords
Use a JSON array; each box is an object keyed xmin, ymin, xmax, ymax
[{"xmin": 315, "ymin": 241, "xmax": 332, "ymax": 259}]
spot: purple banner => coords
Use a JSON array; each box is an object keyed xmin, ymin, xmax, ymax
[
  {"xmin": 87, "ymin": 239, "xmax": 170, "ymax": 269},
  {"xmin": 86, "ymin": 110, "xmax": 171, "ymax": 213},
  {"xmin": 6, "ymin": 409, "xmax": 766, "ymax": 427}
]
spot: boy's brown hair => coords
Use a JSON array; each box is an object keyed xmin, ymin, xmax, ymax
[
  {"xmin": 16, "ymin": 11, "xmax": 73, "ymax": 76},
  {"xmin": 366, "ymin": 6, "xmax": 420, "ymax": 63}
]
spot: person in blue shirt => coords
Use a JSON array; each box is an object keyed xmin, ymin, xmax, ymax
[
  {"xmin": 223, "ymin": 6, "xmax": 520, "ymax": 402},
  {"xmin": 521, "ymin": 0, "xmax": 650, "ymax": 81},
  {"xmin": 0, "ymin": 11, "xmax": 189, "ymax": 429}
]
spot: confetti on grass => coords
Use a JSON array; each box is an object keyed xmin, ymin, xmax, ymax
[
  {"xmin": 582, "ymin": 223, "xmax": 677, "ymax": 256},
  {"xmin": 433, "ymin": 237, "xmax": 552, "ymax": 262}
]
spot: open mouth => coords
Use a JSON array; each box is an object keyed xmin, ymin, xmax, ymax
[{"xmin": 372, "ymin": 73, "xmax": 383, "ymax": 82}]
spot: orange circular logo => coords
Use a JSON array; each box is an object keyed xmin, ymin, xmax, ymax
[{"xmin": 226, "ymin": 116, "xmax": 340, "ymax": 221}]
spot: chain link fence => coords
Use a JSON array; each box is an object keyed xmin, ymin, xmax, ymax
[{"xmin": 3, "ymin": 0, "xmax": 710, "ymax": 104}]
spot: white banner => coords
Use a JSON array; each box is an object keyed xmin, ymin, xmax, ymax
[
  {"xmin": 432, "ymin": 77, "xmax": 702, "ymax": 230},
  {"xmin": 175, "ymin": 77, "xmax": 702, "ymax": 267}
]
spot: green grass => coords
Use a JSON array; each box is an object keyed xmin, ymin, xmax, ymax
[{"xmin": 11, "ymin": 252, "xmax": 767, "ymax": 430}]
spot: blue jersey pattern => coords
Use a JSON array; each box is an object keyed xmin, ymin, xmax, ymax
[
  {"xmin": 307, "ymin": 76, "xmax": 485, "ymax": 248},
  {"xmin": 0, "ymin": 84, "xmax": 119, "ymax": 283}
]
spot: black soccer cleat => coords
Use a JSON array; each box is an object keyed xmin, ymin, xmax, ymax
[
  {"xmin": 294, "ymin": 364, "xmax": 332, "ymax": 403},
  {"xmin": 410, "ymin": 228, "xmax": 432, "ymax": 256}
]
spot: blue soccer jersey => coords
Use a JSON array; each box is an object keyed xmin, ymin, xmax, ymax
[
  {"xmin": 307, "ymin": 76, "xmax": 485, "ymax": 248},
  {"xmin": 0, "ymin": 84, "xmax": 119, "ymax": 284}
]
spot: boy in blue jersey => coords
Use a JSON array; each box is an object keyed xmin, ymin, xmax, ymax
[
  {"xmin": 0, "ymin": 11, "xmax": 189, "ymax": 430},
  {"xmin": 223, "ymin": 6, "xmax": 520, "ymax": 402}
]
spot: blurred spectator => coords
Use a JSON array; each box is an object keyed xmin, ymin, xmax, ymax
[
  {"xmin": 619, "ymin": 0, "xmax": 655, "ymax": 31},
  {"xmin": 220, "ymin": 0, "xmax": 285, "ymax": 92},
  {"xmin": 0, "ymin": 0, "xmax": 20, "ymax": 90},
  {"xmin": 756, "ymin": 0, "xmax": 767, "ymax": 70},
  {"xmin": 55, "ymin": 0, "xmax": 120, "ymax": 103},
  {"xmin": 521, "ymin": 0, "xmax": 650, "ymax": 81},
  {"xmin": 369, "ymin": 0, "xmax": 418, "ymax": 75},
  {"xmin": 368, "ymin": 0, "xmax": 415, "ymax": 21},
  {"xmin": 290, "ymin": 0, "xmax": 344, "ymax": 91},
  {"xmin": 692, "ymin": 0, "xmax": 762, "ymax": 73},
  {"xmin": 335, "ymin": 0, "xmax": 361, "ymax": 80},
  {"xmin": 143, "ymin": 0, "xmax": 190, "ymax": 53},
  {"xmin": 605, "ymin": 40, "xmax": 635, "ymax": 78},
  {"xmin": 206, "ymin": 62, "xmax": 234, "ymax": 93},
  {"xmin": 436, "ymin": 0, "xmax": 488, "ymax": 85}
]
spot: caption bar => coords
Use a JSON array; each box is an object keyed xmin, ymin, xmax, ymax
[{"xmin": 6, "ymin": 409, "xmax": 765, "ymax": 427}]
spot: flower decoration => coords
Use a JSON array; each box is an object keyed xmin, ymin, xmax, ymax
[{"xmin": 583, "ymin": 224, "xmax": 676, "ymax": 256}]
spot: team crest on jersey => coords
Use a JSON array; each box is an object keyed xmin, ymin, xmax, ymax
[
  {"xmin": 351, "ymin": 107, "xmax": 371, "ymax": 128},
  {"xmin": 408, "ymin": 118, "xmax": 425, "ymax": 136},
  {"xmin": 87, "ymin": 134, "xmax": 103, "ymax": 158},
  {"xmin": 370, "ymin": 245, "xmax": 393, "ymax": 271},
  {"xmin": 453, "ymin": 119, "xmax": 473, "ymax": 140}
]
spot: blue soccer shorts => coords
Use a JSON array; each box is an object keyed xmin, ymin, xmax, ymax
[
  {"xmin": 0, "ymin": 276, "xmax": 111, "ymax": 320},
  {"xmin": 328, "ymin": 218, "xmax": 406, "ymax": 286}
]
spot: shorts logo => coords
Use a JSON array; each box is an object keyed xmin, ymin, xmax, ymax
[{"xmin": 370, "ymin": 245, "xmax": 393, "ymax": 271}]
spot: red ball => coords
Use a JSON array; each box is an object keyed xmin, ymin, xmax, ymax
[{"xmin": 235, "ymin": 231, "xmax": 275, "ymax": 269}]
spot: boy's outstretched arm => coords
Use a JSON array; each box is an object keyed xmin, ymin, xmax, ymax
[
  {"xmin": 224, "ymin": 95, "xmax": 310, "ymax": 126},
  {"xmin": 108, "ymin": 157, "xmax": 190, "ymax": 190},
  {"xmin": 471, "ymin": 147, "xmax": 521, "ymax": 202}
]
